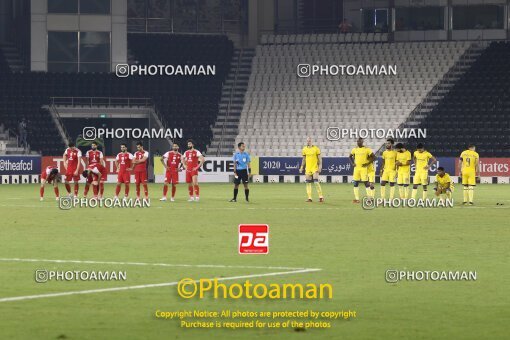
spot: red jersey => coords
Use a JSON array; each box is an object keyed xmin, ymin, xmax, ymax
[
  {"xmin": 184, "ymin": 149, "xmax": 202, "ymax": 169},
  {"xmin": 64, "ymin": 147, "xmax": 82, "ymax": 168},
  {"xmin": 86, "ymin": 149, "xmax": 103, "ymax": 165},
  {"xmin": 116, "ymin": 152, "xmax": 133, "ymax": 172},
  {"xmin": 42, "ymin": 166, "xmax": 58, "ymax": 181},
  {"xmin": 163, "ymin": 151, "xmax": 181, "ymax": 172},
  {"xmin": 44, "ymin": 166, "xmax": 56, "ymax": 175},
  {"xmin": 134, "ymin": 150, "xmax": 149, "ymax": 172},
  {"xmin": 87, "ymin": 163, "xmax": 105, "ymax": 176}
]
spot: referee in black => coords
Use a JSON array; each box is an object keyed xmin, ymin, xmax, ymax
[{"xmin": 230, "ymin": 142, "xmax": 251, "ymax": 202}]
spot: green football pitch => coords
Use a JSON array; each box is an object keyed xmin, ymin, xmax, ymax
[{"xmin": 0, "ymin": 183, "xmax": 508, "ymax": 339}]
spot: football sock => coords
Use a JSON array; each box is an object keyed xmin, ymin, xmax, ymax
[
  {"xmin": 54, "ymin": 187, "xmax": 59, "ymax": 197},
  {"xmin": 84, "ymin": 183, "xmax": 90, "ymax": 196},
  {"xmin": 446, "ymin": 191, "xmax": 452, "ymax": 199},
  {"xmin": 40, "ymin": 187, "xmax": 44, "ymax": 198},
  {"xmin": 163, "ymin": 185, "xmax": 168, "ymax": 197},
  {"xmin": 100, "ymin": 183, "xmax": 104, "ymax": 196},
  {"xmin": 353, "ymin": 187, "xmax": 360, "ymax": 200},
  {"xmin": 188, "ymin": 185, "xmax": 193, "ymax": 197},
  {"xmin": 306, "ymin": 182, "xmax": 312, "ymax": 199},
  {"xmin": 115, "ymin": 184, "xmax": 121, "ymax": 196},
  {"xmin": 404, "ymin": 186, "xmax": 409, "ymax": 199},
  {"xmin": 389, "ymin": 186, "xmax": 395, "ymax": 200},
  {"xmin": 422, "ymin": 190, "xmax": 427, "ymax": 200},
  {"xmin": 194, "ymin": 185, "xmax": 199, "ymax": 196},
  {"xmin": 468, "ymin": 186, "xmax": 474, "ymax": 202},
  {"xmin": 74, "ymin": 183, "xmax": 79, "ymax": 196},
  {"xmin": 125, "ymin": 184, "xmax": 130, "ymax": 197},
  {"xmin": 365, "ymin": 186, "xmax": 371, "ymax": 197},
  {"xmin": 93, "ymin": 185, "xmax": 98, "ymax": 196},
  {"xmin": 411, "ymin": 188, "xmax": 417, "ymax": 199},
  {"xmin": 245, "ymin": 189, "xmax": 249, "ymax": 200},
  {"xmin": 314, "ymin": 182, "xmax": 323, "ymax": 198},
  {"xmin": 65, "ymin": 183, "xmax": 71, "ymax": 193},
  {"xmin": 143, "ymin": 184, "xmax": 148, "ymax": 197},
  {"xmin": 171, "ymin": 184, "xmax": 176, "ymax": 198},
  {"xmin": 463, "ymin": 186, "xmax": 469, "ymax": 202},
  {"xmin": 398, "ymin": 186, "xmax": 404, "ymax": 199},
  {"xmin": 381, "ymin": 185, "xmax": 386, "ymax": 198},
  {"xmin": 136, "ymin": 183, "xmax": 141, "ymax": 197},
  {"xmin": 233, "ymin": 188, "xmax": 238, "ymax": 199}
]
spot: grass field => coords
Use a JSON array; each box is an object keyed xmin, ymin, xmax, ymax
[{"xmin": 0, "ymin": 183, "xmax": 508, "ymax": 339}]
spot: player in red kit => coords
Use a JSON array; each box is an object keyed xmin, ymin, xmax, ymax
[
  {"xmin": 83, "ymin": 142, "xmax": 106, "ymax": 198},
  {"xmin": 160, "ymin": 143, "xmax": 182, "ymax": 202},
  {"xmin": 63, "ymin": 142, "xmax": 82, "ymax": 197},
  {"xmin": 182, "ymin": 139, "xmax": 204, "ymax": 202},
  {"xmin": 82, "ymin": 163, "xmax": 106, "ymax": 199},
  {"xmin": 132, "ymin": 142, "xmax": 149, "ymax": 199},
  {"xmin": 115, "ymin": 143, "xmax": 133, "ymax": 199},
  {"xmin": 40, "ymin": 166, "xmax": 61, "ymax": 201}
]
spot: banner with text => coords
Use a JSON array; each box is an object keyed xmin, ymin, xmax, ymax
[
  {"xmin": 153, "ymin": 156, "xmax": 237, "ymax": 183},
  {"xmin": 258, "ymin": 157, "xmax": 457, "ymax": 176},
  {"xmin": 0, "ymin": 156, "xmax": 41, "ymax": 175}
]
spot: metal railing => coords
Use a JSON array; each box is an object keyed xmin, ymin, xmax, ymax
[
  {"xmin": 50, "ymin": 97, "xmax": 154, "ymax": 108},
  {"xmin": 47, "ymin": 103, "xmax": 71, "ymax": 146},
  {"xmin": 217, "ymin": 49, "xmax": 243, "ymax": 155}
]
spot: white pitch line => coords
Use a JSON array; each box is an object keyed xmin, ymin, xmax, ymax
[
  {"xmin": 0, "ymin": 268, "xmax": 321, "ymax": 303},
  {"xmin": 0, "ymin": 258, "xmax": 317, "ymax": 271}
]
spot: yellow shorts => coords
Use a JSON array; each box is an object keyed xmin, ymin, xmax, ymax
[
  {"xmin": 397, "ymin": 171, "xmax": 410, "ymax": 185},
  {"xmin": 413, "ymin": 171, "xmax": 429, "ymax": 185},
  {"xmin": 462, "ymin": 170, "xmax": 476, "ymax": 186},
  {"xmin": 353, "ymin": 166, "xmax": 368, "ymax": 182},
  {"xmin": 436, "ymin": 185, "xmax": 454, "ymax": 193},
  {"xmin": 381, "ymin": 169, "xmax": 397, "ymax": 183},
  {"xmin": 305, "ymin": 166, "xmax": 319, "ymax": 176},
  {"xmin": 368, "ymin": 170, "xmax": 375, "ymax": 183}
]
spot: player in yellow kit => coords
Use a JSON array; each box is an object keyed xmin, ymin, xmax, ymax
[
  {"xmin": 380, "ymin": 139, "xmax": 397, "ymax": 199},
  {"xmin": 299, "ymin": 137, "xmax": 324, "ymax": 202},
  {"xmin": 459, "ymin": 144, "xmax": 479, "ymax": 205},
  {"xmin": 412, "ymin": 143, "xmax": 436, "ymax": 200},
  {"xmin": 395, "ymin": 143, "xmax": 412, "ymax": 199},
  {"xmin": 349, "ymin": 138, "xmax": 375, "ymax": 203},
  {"xmin": 434, "ymin": 167, "xmax": 454, "ymax": 201},
  {"xmin": 367, "ymin": 160, "xmax": 376, "ymax": 197}
]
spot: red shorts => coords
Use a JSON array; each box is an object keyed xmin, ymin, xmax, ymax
[
  {"xmin": 41, "ymin": 172, "xmax": 55, "ymax": 184},
  {"xmin": 135, "ymin": 171, "xmax": 147, "ymax": 184},
  {"xmin": 186, "ymin": 169, "xmax": 198, "ymax": 183},
  {"xmin": 165, "ymin": 170, "xmax": 179, "ymax": 184},
  {"xmin": 65, "ymin": 167, "xmax": 80, "ymax": 182},
  {"xmin": 117, "ymin": 171, "xmax": 131, "ymax": 183},
  {"xmin": 87, "ymin": 172, "xmax": 103, "ymax": 184}
]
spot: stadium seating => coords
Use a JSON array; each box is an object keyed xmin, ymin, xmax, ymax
[
  {"xmin": 260, "ymin": 33, "xmax": 389, "ymax": 45},
  {"xmin": 0, "ymin": 34, "xmax": 233, "ymax": 155},
  {"xmin": 236, "ymin": 41, "xmax": 471, "ymax": 156},
  {"xmin": 407, "ymin": 41, "xmax": 510, "ymax": 157}
]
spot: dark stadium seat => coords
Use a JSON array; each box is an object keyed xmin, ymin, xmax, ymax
[
  {"xmin": 0, "ymin": 34, "xmax": 233, "ymax": 155},
  {"xmin": 407, "ymin": 41, "xmax": 510, "ymax": 157}
]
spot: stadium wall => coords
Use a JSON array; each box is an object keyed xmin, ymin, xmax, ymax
[{"xmin": 0, "ymin": 155, "xmax": 508, "ymax": 184}]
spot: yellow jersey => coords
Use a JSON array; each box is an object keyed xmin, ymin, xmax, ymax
[
  {"xmin": 396, "ymin": 150, "xmax": 412, "ymax": 172},
  {"xmin": 382, "ymin": 150, "xmax": 398, "ymax": 171},
  {"xmin": 460, "ymin": 150, "xmax": 479, "ymax": 172},
  {"xmin": 368, "ymin": 162, "xmax": 375, "ymax": 173},
  {"xmin": 351, "ymin": 146, "xmax": 373, "ymax": 167},
  {"xmin": 413, "ymin": 150, "xmax": 433, "ymax": 173},
  {"xmin": 302, "ymin": 145, "xmax": 321, "ymax": 170},
  {"xmin": 436, "ymin": 173, "xmax": 453, "ymax": 189}
]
